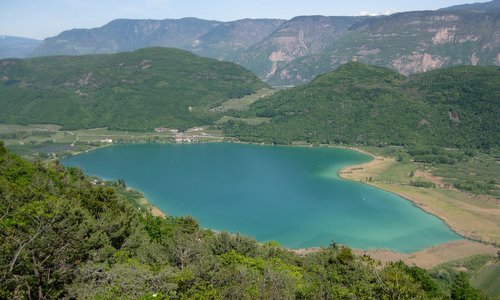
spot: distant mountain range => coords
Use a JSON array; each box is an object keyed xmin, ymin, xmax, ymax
[
  {"xmin": 267, "ymin": 8, "xmax": 500, "ymax": 85},
  {"xmin": 440, "ymin": 0, "xmax": 500, "ymax": 12},
  {"xmin": 29, "ymin": 18, "xmax": 286, "ymax": 61},
  {"xmin": 0, "ymin": 36, "xmax": 41, "ymax": 59},
  {"xmin": 1, "ymin": 0, "xmax": 499, "ymax": 85}
]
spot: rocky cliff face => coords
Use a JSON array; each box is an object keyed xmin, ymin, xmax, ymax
[
  {"xmin": 268, "ymin": 10, "xmax": 500, "ymax": 85},
  {"xmin": 235, "ymin": 16, "xmax": 364, "ymax": 79},
  {"xmin": 191, "ymin": 19, "xmax": 285, "ymax": 60}
]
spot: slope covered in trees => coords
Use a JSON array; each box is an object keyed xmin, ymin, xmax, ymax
[
  {"xmin": 0, "ymin": 47, "xmax": 267, "ymax": 131},
  {"xmin": 0, "ymin": 142, "xmax": 484, "ymax": 299},
  {"xmin": 223, "ymin": 63, "xmax": 500, "ymax": 149}
]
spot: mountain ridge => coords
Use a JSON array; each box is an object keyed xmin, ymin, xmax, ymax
[
  {"xmin": 15, "ymin": 1, "xmax": 499, "ymax": 85},
  {"xmin": 440, "ymin": 0, "xmax": 500, "ymax": 12},
  {"xmin": 31, "ymin": 18, "xmax": 222, "ymax": 57},
  {"xmin": 0, "ymin": 35, "xmax": 41, "ymax": 59},
  {"xmin": 268, "ymin": 9, "xmax": 500, "ymax": 85}
]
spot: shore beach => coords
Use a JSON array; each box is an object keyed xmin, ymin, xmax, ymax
[{"xmin": 337, "ymin": 148, "xmax": 499, "ymax": 267}]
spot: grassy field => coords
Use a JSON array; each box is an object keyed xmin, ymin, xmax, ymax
[
  {"xmin": 210, "ymin": 88, "xmax": 275, "ymax": 112},
  {"xmin": 0, "ymin": 123, "xmax": 225, "ymax": 160},
  {"xmin": 431, "ymin": 152, "xmax": 500, "ymax": 198},
  {"xmin": 471, "ymin": 260, "xmax": 500, "ymax": 298},
  {"xmin": 212, "ymin": 88, "xmax": 275, "ymax": 126},
  {"xmin": 431, "ymin": 254, "xmax": 500, "ymax": 299},
  {"xmin": 215, "ymin": 116, "xmax": 271, "ymax": 126}
]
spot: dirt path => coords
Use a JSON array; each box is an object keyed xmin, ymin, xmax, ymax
[{"xmin": 138, "ymin": 198, "xmax": 166, "ymax": 217}]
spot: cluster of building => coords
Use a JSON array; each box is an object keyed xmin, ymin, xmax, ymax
[{"xmin": 154, "ymin": 127, "xmax": 216, "ymax": 143}]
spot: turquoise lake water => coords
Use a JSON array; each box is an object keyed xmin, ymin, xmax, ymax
[{"xmin": 62, "ymin": 143, "xmax": 462, "ymax": 252}]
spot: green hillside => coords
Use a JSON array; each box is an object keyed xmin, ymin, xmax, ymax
[
  {"xmin": 0, "ymin": 47, "xmax": 267, "ymax": 130},
  {"xmin": 223, "ymin": 63, "xmax": 500, "ymax": 149},
  {"xmin": 0, "ymin": 142, "xmax": 483, "ymax": 299}
]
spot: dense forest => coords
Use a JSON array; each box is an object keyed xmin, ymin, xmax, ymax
[
  {"xmin": 0, "ymin": 141, "xmax": 486, "ymax": 299},
  {"xmin": 223, "ymin": 63, "xmax": 500, "ymax": 150},
  {"xmin": 1, "ymin": 49, "xmax": 498, "ymax": 152},
  {"xmin": 0, "ymin": 47, "xmax": 266, "ymax": 131}
]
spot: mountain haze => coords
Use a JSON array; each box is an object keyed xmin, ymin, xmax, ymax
[
  {"xmin": 191, "ymin": 18, "xmax": 285, "ymax": 60},
  {"xmin": 30, "ymin": 18, "xmax": 285, "ymax": 61},
  {"xmin": 31, "ymin": 18, "xmax": 221, "ymax": 57},
  {"xmin": 0, "ymin": 36, "xmax": 41, "ymax": 59}
]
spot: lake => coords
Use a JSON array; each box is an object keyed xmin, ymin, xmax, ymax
[{"xmin": 62, "ymin": 143, "xmax": 462, "ymax": 252}]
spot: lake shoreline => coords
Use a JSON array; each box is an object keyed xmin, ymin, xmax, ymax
[
  {"xmin": 337, "ymin": 151, "xmax": 468, "ymax": 239},
  {"xmin": 335, "ymin": 147, "xmax": 499, "ymax": 267},
  {"xmin": 65, "ymin": 142, "xmax": 498, "ymax": 267},
  {"xmin": 338, "ymin": 148, "xmax": 499, "ymax": 245}
]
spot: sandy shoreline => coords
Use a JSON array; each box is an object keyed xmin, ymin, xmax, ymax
[
  {"xmin": 338, "ymin": 149, "xmax": 500, "ymax": 243},
  {"xmin": 335, "ymin": 147, "xmax": 499, "ymax": 267}
]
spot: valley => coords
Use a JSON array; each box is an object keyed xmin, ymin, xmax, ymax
[
  {"xmin": 1, "ymin": 53, "xmax": 498, "ymax": 253},
  {"xmin": 1, "ymin": 1, "xmax": 499, "ymax": 298}
]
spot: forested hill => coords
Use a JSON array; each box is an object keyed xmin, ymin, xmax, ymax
[
  {"xmin": 0, "ymin": 47, "xmax": 267, "ymax": 130},
  {"xmin": 0, "ymin": 142, "xmax": 483, "ymax": 298},
  {"xmin": 223, "ymin": 63, "xmax": 500, "ymax": 149}
]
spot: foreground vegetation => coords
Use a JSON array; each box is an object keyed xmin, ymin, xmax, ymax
[
  {"xmin": 430, "ymin": 254, "xmax": 500, "ymax": 299},
  {"xmin": 0, "ymin": 141, "xmax": 488, "ymax": 299}
]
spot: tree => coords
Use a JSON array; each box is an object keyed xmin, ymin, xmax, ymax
[{"xmin": 450, "ymin": 272, "xmax": 483, "ymax": 300}]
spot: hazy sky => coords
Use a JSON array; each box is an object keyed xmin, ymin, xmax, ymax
[{"xmin": 0, "ymin": 0, "xmax": 489, "ymax": 40}]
